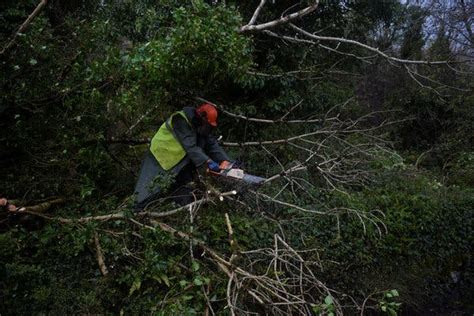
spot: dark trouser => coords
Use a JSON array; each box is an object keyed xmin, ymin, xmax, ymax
[
  {"xmin": 134, "ymin": 151, "xmax": 197, "ymax": 210},
  {"xmin": 168, "ymin": 163, "xmax": 196, "ymax": 206}
]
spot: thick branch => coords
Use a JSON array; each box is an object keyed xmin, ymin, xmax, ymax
[
  {"xmin": 248, "ymin": 0, "xmax": 267, "ymax": 26},
  {"xmin": 11, "ymin": 191, "xmax": 238, "ymax": 223},
  {"xmin": 14, "ymin": 198, "xmax": 65, "ymax": 213},
  {"xmin": 222, "ymin": 130, "xmax": 328, "ymax": 147},
  {"xmin": 94, "ymin": 232, "xmax": 109, "ymax": 276},
  {"xmin": 240, "ymin": 2, "xmax": 319, "ymax": 33}
]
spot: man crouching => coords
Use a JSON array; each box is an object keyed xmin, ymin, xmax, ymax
[{"xmin": 134, "ymin": 103, "xmax": 232, "ymax": 209}]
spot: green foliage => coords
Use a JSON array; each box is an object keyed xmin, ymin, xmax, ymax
[
  {"xmin": 124, "ymin": 2, "xmax": 252, "ymax": 96},
  {"xmin": 0, "ymin": 224, "xmax": 106, "ymax": 314},
  {"xmin": 311, "ymin": 295, "xmax": 336, "ymax": 316},
  {"xmin": 309, "ymin": 166, "xmax": 473, "ymax": 312},
  {"xmin": 1, "ymin": 0, "xmax": 473, "ymax": 314},
  {"xmin": 446, "ymin": 152, "xmax": 474, "ymax": 187},
  {"xmin": 379, "ymin": 289, "xmax": 401, "ymax": 315}
]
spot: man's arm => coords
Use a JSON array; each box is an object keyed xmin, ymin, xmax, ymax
[
  {"xmin": 172, "ymin": 116, "xmax": 209, "ymax": 167},
  {"xmin": 206, "ymin": 135, "xmax": 230, "ymax": 163}
]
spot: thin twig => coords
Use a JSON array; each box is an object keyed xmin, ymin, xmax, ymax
[{"xmin": 290, "ymin": 23, "xmax": 469, "ymax": 65}]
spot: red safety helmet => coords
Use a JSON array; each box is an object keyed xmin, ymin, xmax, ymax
[{"xmin": 196, "ymin": 103, "xmax": 218, "ymax": 127}]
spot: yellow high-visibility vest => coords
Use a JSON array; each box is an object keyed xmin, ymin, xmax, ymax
[{"xmin": 150, "ymin": 111, "xmax": 191, "ymax": 170}]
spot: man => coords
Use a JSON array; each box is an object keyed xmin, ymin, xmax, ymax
[{"xmin": 134, "ymin": 103, "xmax": 232, "ymax": 209}]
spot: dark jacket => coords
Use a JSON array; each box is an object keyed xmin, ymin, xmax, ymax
[
  {"xmin": 173, "ymin": 106, "xmax": 229, "ymax": 168},
  {"xmin": 134, "ymin": 107, "xmax": 230, "ymax": 206}
]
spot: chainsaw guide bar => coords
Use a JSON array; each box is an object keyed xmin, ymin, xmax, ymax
[{"xmin": 209, "ymin": 162, "xmax": 266, "ymax": 185}]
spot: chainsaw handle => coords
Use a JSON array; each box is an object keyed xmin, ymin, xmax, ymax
[
  {"xmin": 219, "ymin": 160, "xmax": 233, "ymax": 170},
  {"xmin": 207, "ymin": 169, "xmax": 222, "ymax": 176}
]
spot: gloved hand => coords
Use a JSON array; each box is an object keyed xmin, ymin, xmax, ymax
[
  {"xmin": 207, "ymin": 159, "xmax": 221, "ymax": 172},
  {"xmin": 220, "ymin": 160, "xmax": 241, "ymax": 169}
]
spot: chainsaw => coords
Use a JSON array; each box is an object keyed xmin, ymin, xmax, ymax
[{"xmin": 208, "ymin": 161, "xmax": 266, "ymax": 185}]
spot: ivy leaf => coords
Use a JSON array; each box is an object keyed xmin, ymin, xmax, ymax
[
  {"xmin": 324, "ymin": 295, "xmax": 334, "ymax": 305},
  {"xmin": 182, "ymin": 295, "xmax": 193, "ymax": 301},
  {"xmin": 128, "ymin": 279, "xmax": 141, "ymax": 296},
  {"xmin": 192, "ymin": 260, "xmax": 200, "ymax": 272},
  {"xmin": 160, "ymin": 274, "xmax": 170, "ymax": 287},
  {"xmin": 388, "ymin": 308, "xmax": 397, "ymax": 316},
  {"xmin": 194, "ymin": 278, "xmax": 203, "ymax": 286}
]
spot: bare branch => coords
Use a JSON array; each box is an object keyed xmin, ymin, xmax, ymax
[
  {"xmin": 222, "ymin": 131, "xmax": 328, "ymax": 147},
  {"xmin": 404, "ymin": 65, "xmax": 444, "ymax": 97},
  {"xmin": 248, "ymin": 0, "xmax": 267, "ymax": 26},
  {"xmin": 1, "ymin": 0, "xmax": 49, "ymax": 55},
  {"xmin": 290, "ymin": 23, "xmax": 472, "ymax": 65},
  {"xmin": 225, "ymin": 213, "xmax": 238, "ymax": 258},
  {"xmin": 264, "ymin": 164, "xmax": 308, "ymax": 184},
  {"xmin": 14, "ymin": 198, "xmax": 65, "ymax": 213},
  {"xmin": 222, "ymin": 114, "xmax": 408, "ymax": 147},
  {"xmin": 93, "ymin": 231, "xmax": 109, "ymax": 276},
  {"xmin": 240, "ymin": 2, "xmax": 319, "ymax": 33},
  {"xmin": 126, "ymin": 104, "xmax": 160, "ymax": 135},
  {"xmin": 196, "ymin": 97, "xmax": 339, "ymax": 124},
  {"xmin": 11, "ymin": 190, "xmax": 239, "ymax": 223},
  {"xmin": 255, "ymin": 191, "xmax": 327, "ymax": 215}
]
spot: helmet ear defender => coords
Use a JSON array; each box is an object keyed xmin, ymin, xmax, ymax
[
  {"xmin": 196, "ymin": 109, "xmax": 207, "ymax": 125},
  {"xmin": 196, "ymin": 103, "xmax": 218, "ymax": 127}
]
